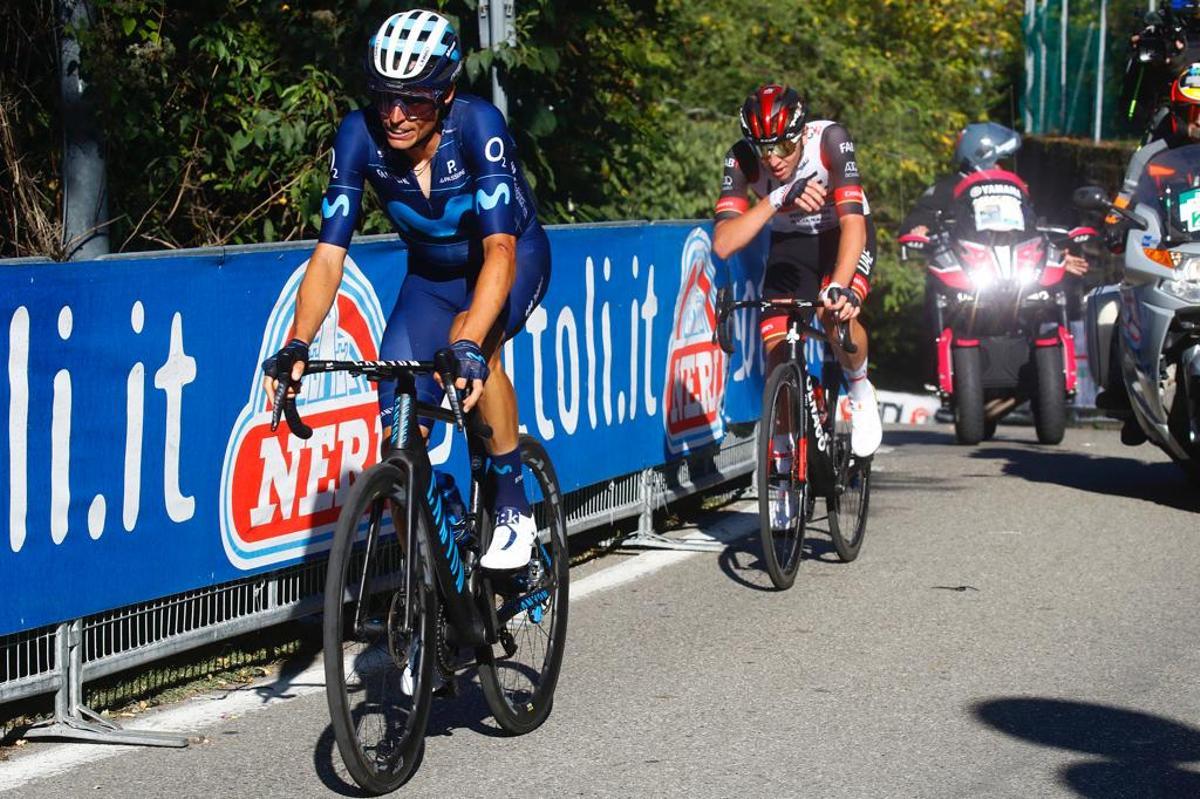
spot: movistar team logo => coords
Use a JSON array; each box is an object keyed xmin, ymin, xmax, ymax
[
  {"xmin": 218, "ymin": 257, "xmax": 386, "ymax": 570},
  {"xmin": 476, "ymin": 184, "xmax": 511, "ymax": 210}
]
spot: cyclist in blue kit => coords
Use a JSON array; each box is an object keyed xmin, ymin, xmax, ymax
[{"xmin": 263, "ymin": 9, "xmax": 549, "ymax": 571}]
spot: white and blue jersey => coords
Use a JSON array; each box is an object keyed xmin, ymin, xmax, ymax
[{"xmin": 318, "ymin": 93, "xmax": 541, "ymax": 271}]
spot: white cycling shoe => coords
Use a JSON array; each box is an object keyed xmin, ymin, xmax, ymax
[
  {"xmin": 849, "ymin": 388, "xmax": 883, "ymax": 458},
  {"xmin": 480, "ymin": 507, "xmax": 536, "ymax": 571}
]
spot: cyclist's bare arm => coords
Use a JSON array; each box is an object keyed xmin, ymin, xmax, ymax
[
  {"xmin": 456, "ymin": 232, "xmax": 515, "ymax": 346},
  {"xmin": 261, "ymin": 241, "xmax": 346, "ymax": 396},
  {"xmin": 824, "ymin": 213, "xmax": 867, "ymax": 322},
  {"xmin": 294, "ymin": 242, "xmax": 347, "ymax": 342},
  {"xmin": 713, "ymin": 201, "xmax": 776, "ymax": 260},
  {"xmin": 712, "ymin": 182, "xmax": 827, "ymax": 259},
  {"xmin": 830, "ymin": 214, "xmax": 867, "ymax": 289},
  {"xmin": 445, "ymin": 231, "xmax": 515, "ymax": 411}
]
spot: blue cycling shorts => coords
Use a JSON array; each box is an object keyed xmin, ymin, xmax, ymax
[{"xmin": 378, "ymin": 224, "xmax": 551, "ymax": 430}]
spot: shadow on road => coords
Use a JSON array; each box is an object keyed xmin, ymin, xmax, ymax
[
  {"xmin": 970, "ymin": 447, "xmax": 1200, "ymax": 513},
  {"xmin": 312, "ymin": 679, "xmax": 505, "ymax": 795},
  {"xmin": 973, "ymin": 697, "xmax": 1200, "ymax": 798},
  {"xmin": 717, "ymin": 522, "xmax": 845, "ymax": 592},
  {"xmin": 313, "ymin": 721, "xmax": 372, "ymax": 797}
]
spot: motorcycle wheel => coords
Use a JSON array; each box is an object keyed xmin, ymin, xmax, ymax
[
  {"xmin": 1033, "ymin": 344, "xmax": 1067, "ymax": 445},
  {"xmin": 952, "ymin": 347, "xmax": 985, "ymax": 445}
]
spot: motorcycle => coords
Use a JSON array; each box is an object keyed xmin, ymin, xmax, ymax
[
  {"xmin": 900, "ymin": 170, "xmax": 1092, "ymax": 445},
  {"xmin": 1077, "ymin": 140, "xmax": 1200, "ymax": 483}
]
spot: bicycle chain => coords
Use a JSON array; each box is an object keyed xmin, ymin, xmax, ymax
[{"xmin": 434, "ymin": 603, "xmax": 455, "ymax": 681}]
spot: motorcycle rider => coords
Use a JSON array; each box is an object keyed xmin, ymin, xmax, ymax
[
  {"xmin": 1121, "ymin": 1, "xmax": 1200, "ymax": 138},
  {"xmin": 900, "ymin": 123, "xmax": 1089, "ymax": 276},
  {"xmin": 1099, "ymin": 70, "xmax": 1200, "ymax": 442},
  {"xmin": 898, "ymin": 123, "xmax": 1089, "ymax": 385}
]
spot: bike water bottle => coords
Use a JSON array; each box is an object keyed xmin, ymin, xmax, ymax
[{"xmin": 435, "ymin": 471, "xmax": 471, "ymax": 545}]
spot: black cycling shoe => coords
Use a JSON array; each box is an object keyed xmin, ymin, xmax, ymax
[{"xmin": 1120, "ymin": 419, "xmax": 1147, "ymax": 446}]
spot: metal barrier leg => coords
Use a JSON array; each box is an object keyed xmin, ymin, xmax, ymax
[
  {"xmin": 620, "ymin": 469, "xmax": 727, "ymax": 553},
  {"xmin": 25, "ymin": 620, "xmax": 188, "ymax": 747}
]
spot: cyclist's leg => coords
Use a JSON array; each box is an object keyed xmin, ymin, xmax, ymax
[
  {"xmin": 377, "ymin": 268, "xmax": 467, "ymax": 445},
  {"xmin": 817, "ymin": 221, "xmax": 881, "ymax": 457},
  {"xmin": 456, "ymin": 225, "xmax": 551, "ymax": 569},
  {"xmin": 454, "ymin": 225, "xmax": 550, "ymax": 454},
  {"xmin": 376, "ymin": 270, "xmax": 465, "ymax": 572}
]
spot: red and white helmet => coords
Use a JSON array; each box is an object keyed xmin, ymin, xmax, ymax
[{"xmin": 739, "ymin": 84, "xmax": 807, "ymax": 144}]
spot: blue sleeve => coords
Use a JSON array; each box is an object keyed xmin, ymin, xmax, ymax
[
  {"xmin": 317, "ymin": 112, "xmax": 369, "ymax": 248},
  {"xmin": 461, "ymin": 101, "xmax": 519, "ymax": 238}
]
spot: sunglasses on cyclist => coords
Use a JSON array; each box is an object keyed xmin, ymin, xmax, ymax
[
  {"xmin": 755, "ymin": 137, "xmax": 799, "ymax": 160},
  {"xmin": 372, "ymin": 89, "xmax": 443, "ymax": 121}
]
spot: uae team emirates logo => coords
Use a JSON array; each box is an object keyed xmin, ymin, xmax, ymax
[
  {"xmin": 663, "ymin": 227, "xmax": 728, "ymax": 454},
  {"xmin": 219, "ymin": 258, "xmax": 386, "ymax": 570}
]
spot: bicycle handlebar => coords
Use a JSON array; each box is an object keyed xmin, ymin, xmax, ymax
[
  {"xmin": 714, "ymin": 297, "xmax": 857, "ymax": 355},
  {"xmin": 267, "ymin": 357, "xmax": 488, "ymax": 441}
]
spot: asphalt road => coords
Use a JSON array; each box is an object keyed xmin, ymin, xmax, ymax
[{"xmin": 6, "ymin": 423, "xmax": 1200, "ymax": 798}]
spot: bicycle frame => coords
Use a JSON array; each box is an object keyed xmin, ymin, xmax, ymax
[
  {"xmin": 386, "ymin": 372, "xmax": 499, "ymax": 650},
  {"xmin": 717, "ymin": 297, "xmax": 853, "ymax": 493},
  {"xmin": 786, "ymin": 312, "xmax": 844, "ymax": 494},
  {"xmin": 278, "ymin": 358, "xmax": 501, "ymax": 651}
]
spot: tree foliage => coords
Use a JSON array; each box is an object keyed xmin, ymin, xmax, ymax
[{"xmin": 2, "ymin": 0, "xmax": 1023, "ymax": 387}]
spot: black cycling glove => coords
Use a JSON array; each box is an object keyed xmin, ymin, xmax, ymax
[
  {"xmin": 262, "ymin": 338, "xmax": 310, "ymax": 381},
  {"xmin": 448, "ymin": 339, "xmax": 490, "ymax": 384}
]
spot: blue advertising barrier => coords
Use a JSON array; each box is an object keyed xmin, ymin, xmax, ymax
[{"xmin": 0, "ymin": 221, "xmax": 770, "ymax": 636}]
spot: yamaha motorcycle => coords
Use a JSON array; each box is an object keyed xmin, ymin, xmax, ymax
[
  {"xmin": 1078, "ymin": 140, "xmax": 1200, "ymax": 483},
  {"xmin": 901, "ymin": 170, "xmax": 1091, "ymax": 445}
]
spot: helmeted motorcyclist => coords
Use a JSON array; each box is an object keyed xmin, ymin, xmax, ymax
[
  {"xmin": 1099, "ymin": 69, "xmax": 1200, "ymax": 442},
  {"xmin": 898, "ymin": 123, "xmax": 1089, "ymax": 386},
  {"xmin": 1121, "ymin": 0, "xmax": 1200, "ymax": 138}
]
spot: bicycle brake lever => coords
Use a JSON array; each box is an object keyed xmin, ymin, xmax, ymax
[
  {"xmin": 269, "ymin": 376, "xmax": 313, "ymax": 439},
  {"xmin": 283, "ymin": 396, "xmax": 313, "ymax": 440},
  {"xmin": 270, "ymin": 380, "xmax": 288, "ymax": 432},
  {"xmin": 433, "ymin": 348, "xmax": 467, "ymax": 432}
]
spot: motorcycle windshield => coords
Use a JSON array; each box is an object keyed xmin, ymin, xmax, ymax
[
  {"xmin": 1132, "ymin": 144, "xmax": 1200, "ymax": 242},
  {"xmin": 947, "ymin": 170, "xmax": 1037, "ymax": 247}
]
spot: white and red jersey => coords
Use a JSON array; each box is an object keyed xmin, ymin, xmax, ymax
[{"xmin": 715, "ymin": 120, "xmax": 870, "ymax": 235}]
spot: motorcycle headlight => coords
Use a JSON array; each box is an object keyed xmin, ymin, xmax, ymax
[
  {"xmin": 1163, "ymin": 257, "xmax": 1200, "ymax": 302},
  {"xmin": 972, "ymin": 269, "xmax": 995, "ymax": 292}
]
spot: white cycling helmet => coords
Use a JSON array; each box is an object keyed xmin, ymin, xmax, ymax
[{"xmin": 366, "ymin": 9, "xmax": 463, "ymax": 93}]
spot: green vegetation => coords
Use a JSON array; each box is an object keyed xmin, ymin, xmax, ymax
[{"xmin": 1, "ymin": 0, "xmax": 1024, "ymax": 387}]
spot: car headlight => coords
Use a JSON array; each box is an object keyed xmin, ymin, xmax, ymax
[{"xmin": 1163, "ymin": 256, "xmax": 1200, "ymax": 302}]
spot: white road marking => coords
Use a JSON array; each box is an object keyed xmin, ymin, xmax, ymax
[{"xmin": 0, "ymin": 502, "xmax": 757, "ymax": 794}]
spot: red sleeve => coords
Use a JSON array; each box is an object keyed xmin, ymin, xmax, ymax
[
  {"xmin": 715, "ymin": 141, "xmax": 755, "ymax": 220},
  {"xmin": 821, "ymin": 124, "xmax": 866, "ymax": 218}
]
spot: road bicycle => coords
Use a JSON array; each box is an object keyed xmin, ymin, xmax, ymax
[
  {"xmin": 269, "ymin": 350, "xmax": 568, "ymax": 793},
  {"xmin": 716, "ymin": 295, "xmax": 872, "ymax": 589}
]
